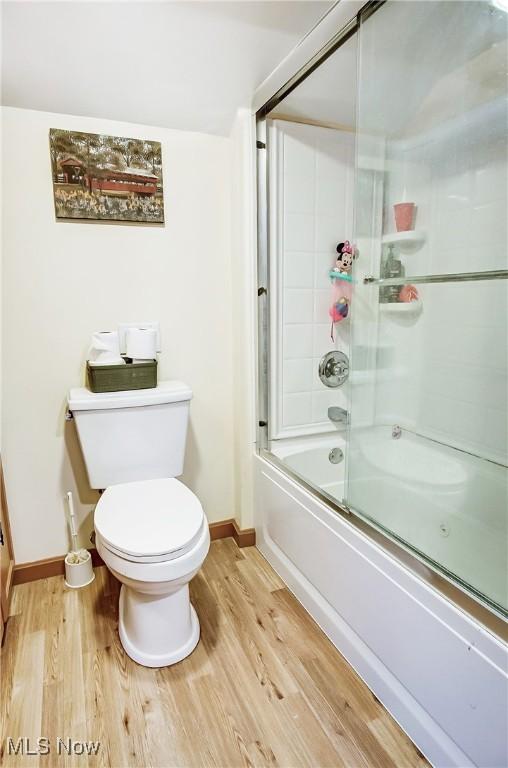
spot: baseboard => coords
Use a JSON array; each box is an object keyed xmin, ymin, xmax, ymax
[
  {"xmin": 209, "ymin": 518, "xmax": 256, "ymax": 547},
  {"xmin": 209, "ymin": 519, "xmax": 236, "ymax": 541},
  {"xmin": 13, "ymin": 553, "xmax": 70, "ymax": 584},
  {"xmin": 12, "ymin": 519, "xmax": 256, "ymax": 586}
]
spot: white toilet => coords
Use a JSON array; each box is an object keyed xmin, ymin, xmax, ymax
[{"xmin": 67, "ymin": 381, "xmax": 210, "ymax": 668}]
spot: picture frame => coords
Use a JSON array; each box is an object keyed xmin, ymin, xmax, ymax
[{"xmin": 49, "ymin": 129, "xmax": 164, "ymax": 224}]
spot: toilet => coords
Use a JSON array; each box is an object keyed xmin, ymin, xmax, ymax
[{"xmin": 67, "ymin": 381, "xmax": 210, "ymax": 668}]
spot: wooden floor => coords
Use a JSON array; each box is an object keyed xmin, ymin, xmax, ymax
[{"xmin": 1, "ymin": 540, "xmax": 428, "ymax": 768}]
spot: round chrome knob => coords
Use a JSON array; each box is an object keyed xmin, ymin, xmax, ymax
[{"xmin": 318, "ymin": 351, "xmax": 349, "ymax": 388}]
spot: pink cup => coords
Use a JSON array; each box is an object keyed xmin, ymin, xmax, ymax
[{"xmin": 393, "ymin": 202, "xmax": 416, "ymax": 232}]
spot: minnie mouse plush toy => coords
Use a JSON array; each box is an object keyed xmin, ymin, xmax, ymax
[
  {"xmin": 334, "ymin": 241, "xmax": 355, "ymax": 273},
  {"xmin": 329, "ymin": 241, "xmax": 357, "ymax": 336}
]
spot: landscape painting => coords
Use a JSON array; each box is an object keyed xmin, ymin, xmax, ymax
[{"xmin": 49, "ymin": 129, "xmax": 164, "ymax": 223}]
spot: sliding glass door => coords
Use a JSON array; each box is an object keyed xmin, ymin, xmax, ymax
[{"xmin": 346, "ymin": 1, "xmax": 508, "ymax": 613}]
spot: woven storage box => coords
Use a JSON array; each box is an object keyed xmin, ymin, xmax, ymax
[{"xmin": 86, "ymin": 360, "xmax": 157, "ymax": 393}]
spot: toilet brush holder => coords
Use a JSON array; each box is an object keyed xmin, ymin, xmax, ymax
[{"xmin": 64, "ymin": 550, "xmax": 95, "ymax": 589}]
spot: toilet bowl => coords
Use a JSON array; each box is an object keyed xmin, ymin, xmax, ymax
[
  {"xmin": 95, "ymin": 477, "xmax": 210, "ymax": 667},
  {"xmin": 68, "ymin": 380, "xmax": 209, "ymax": 667}
]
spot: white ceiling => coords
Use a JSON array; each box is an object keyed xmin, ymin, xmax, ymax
[
  {"xmin": 270, "ymin": 30, "xmax": 357, "ymax": 128},
  {"xmin": 1, "ymin": 1, "xmax": 333, "ymax": 136}
]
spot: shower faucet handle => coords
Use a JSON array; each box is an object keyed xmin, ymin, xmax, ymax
[
  {"xmin": 331, "ymin": 360, "xmax": 347, "ymax": 377},
  {"xmin": 318, "ymin": 351, "xmax": 349, "ymax": 388}
]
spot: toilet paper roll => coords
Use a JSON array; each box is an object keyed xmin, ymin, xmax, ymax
[
  {"xmin": 125, "ymin": 327, "xmax": 157, "ymax": 360},
  {"xmin": 88, "ymin": 331, "xmax": 124, "ymax": 366}
]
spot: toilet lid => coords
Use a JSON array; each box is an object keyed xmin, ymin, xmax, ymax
[{"xmin": 94, "ymin": 478, "xmax": 204, "ymax": 561}]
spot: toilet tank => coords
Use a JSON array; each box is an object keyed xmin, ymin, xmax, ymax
[{"xmin": 68, "ymin": 381, "xmax": 192, "ymax": 489}]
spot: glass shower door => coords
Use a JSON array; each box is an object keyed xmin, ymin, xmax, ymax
[{"xmin": 345, "ymin": 0, "xmax": 508, "ymax": 613}]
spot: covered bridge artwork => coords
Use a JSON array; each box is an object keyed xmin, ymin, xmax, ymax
[{"xmin": 50, "ymin": 129, "xmax": 164, "ymax": 223}]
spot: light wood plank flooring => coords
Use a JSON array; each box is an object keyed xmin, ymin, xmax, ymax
[{"xmin": 1, "ymin": 540, "xmax": 428, "ymax": 768}]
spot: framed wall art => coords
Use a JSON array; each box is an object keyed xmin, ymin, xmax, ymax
[{"xmin": 50, "ymin": 129, "xmax": 164, "ymax": 223}]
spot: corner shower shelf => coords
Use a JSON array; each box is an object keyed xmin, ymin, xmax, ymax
[
  {"xmin": 381, "ymin": 230, "xmax": 426, "ymax": 252},
  {"xmin": 379, "ymin": 300, "xmax": 422, "ymax": 316}
]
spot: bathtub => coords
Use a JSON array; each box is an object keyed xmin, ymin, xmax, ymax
[
  {"xmin": 271, "ymin": 433, "xmax": 346, "ymax": 500},
  {"xmin": 272, "ymin": 427, "xmax": 507, "ymax": 611},
  {"xmin": 254, "ymin": 436, "xmax": 508, "ymax": 768},
  {"xmin": 350, "ymin": 427, "xmax": 507, "ymax": 610}
]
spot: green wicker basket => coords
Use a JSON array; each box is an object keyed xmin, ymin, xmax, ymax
[{"xmin": 86, "ymin": 359, "xmax": 157, "ymax": 393}]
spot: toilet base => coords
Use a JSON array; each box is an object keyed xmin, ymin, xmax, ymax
[{"xmin": 118, "ymin": 584, "xmax": 200, "ymax": 668}]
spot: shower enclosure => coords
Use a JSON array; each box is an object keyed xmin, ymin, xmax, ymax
[
  {"xmin": 257, "ymin": 0, "xmax": 507, "ymax": 617},
  {"xmin": 254, "ymin": 5, "xmax": 507, "ymax": 762}
]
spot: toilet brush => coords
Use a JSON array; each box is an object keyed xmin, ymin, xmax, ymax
[{"xmin": 64, "ymin": 491, "xmax": 95, "ymax": 588}]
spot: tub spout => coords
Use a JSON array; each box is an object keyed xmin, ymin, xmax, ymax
[{"xmin": 328, "ymin": 406, "xmax": 348, "ymax": 424}]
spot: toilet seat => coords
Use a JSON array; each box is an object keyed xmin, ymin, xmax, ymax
[{"xmin": 95, "ymin": 478, "xmax": 205, "ymax": 564}]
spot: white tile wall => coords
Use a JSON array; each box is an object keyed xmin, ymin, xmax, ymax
[
  {"xmin": 283, "ymin": 288, "xmax": 313, "ymax": 324},
  {"xmin": 283, "ymin": 358, "xmax": 314, "ymax": 393},
  {"xmin": 283, "ymin": 392, "xmax": 313, "ymax": 428},
  {"xmin": 284, "ymin": 251, "xmax": 314, "ymax": 288},
  {"xmin": 272, "ymin": 121, "xmax": 354, "ymax": 436},
  {"xmin": 283, "ymin": 324, "xmax": 313, "ymax": 359},
  {"xmin": 375, "ymin": 116, "xmax": 507, "ymax": 464}
]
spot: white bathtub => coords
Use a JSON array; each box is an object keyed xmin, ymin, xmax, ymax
[
  {"xmin": 271, "ymin": 427, "xmax": 507, "ymax": 611},
  {"xmin": 271, "ymin": 433, "xmax": 346, "ymax": 500},
  {"xmin": 255, "ymin": 433, "xmax": 508, "ymax": 768},
  {"xmin": 350, "ymin": 427, "xmax": 507, "ymax": 611}
]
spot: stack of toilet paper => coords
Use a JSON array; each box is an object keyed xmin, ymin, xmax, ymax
[
  {"xmin": 88, "ymin": 326, "xmax": 157, "ymax": 366},
  {"xmin": 125, "ymin": 327, "xmax": 157, "ymax": 363},
  {"xmin": 88, "ymin": 331, "xmax": 125, "ymax": 366}
]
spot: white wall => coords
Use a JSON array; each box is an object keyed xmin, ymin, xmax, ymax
[
  {"xmin": 376, "ymin": 105, "xmax": 507, "ymax": 465},
  {"xmin": 348, "ymin": 0, "xmax": 508, "ymax": 467},
  {"xmin": 0, "ymin": 108, "xmax": 3, "ymax": 451},
  {"xmin": 229, "ymin": 109, "xmax": 257, "ymax": 528},
  {"xmin": 269, "ymin": 120, "xmax": 354, "ymax": 439},
  {"xmin": 1, "ymin": 106, "xmax": 235, "ymax": 563}
]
